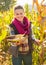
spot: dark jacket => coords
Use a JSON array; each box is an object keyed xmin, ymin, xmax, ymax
[{"xmin": 8, "ymin": 22, "xmax": 34, "ymax": 57}]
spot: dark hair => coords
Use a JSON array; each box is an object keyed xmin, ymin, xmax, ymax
[{"xmin": 14, "ymin": 5, "xmax": 24, "ymax": 11}]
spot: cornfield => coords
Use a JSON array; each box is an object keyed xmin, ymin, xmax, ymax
[{"xmin": 0, "ymin": 5, "xmax": 46, "ymax": 65}]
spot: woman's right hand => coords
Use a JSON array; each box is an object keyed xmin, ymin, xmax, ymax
[{"xmin": 15, "ymin": 42, "xmax": 21, "ymax": 46}]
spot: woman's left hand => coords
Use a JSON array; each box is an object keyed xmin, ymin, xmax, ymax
[{"xmin": 35, "ymin": 39, "xmax": 41, "ymax": 45}]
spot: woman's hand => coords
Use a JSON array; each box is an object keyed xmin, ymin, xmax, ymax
[
  {"xmin": 15, "ymin": 42, "xmax": 22, "ymax": 46},
  {"xmin": 35, "ymin": 39, "xmax": 41, "ymax": 45}
]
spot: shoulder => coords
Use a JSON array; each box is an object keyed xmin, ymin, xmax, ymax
[
  {"xmin": 9, "ymin": 23, "xmax": 19, "ymax": 34},
  {"xmin": 9, "ymin": 23, "xmax": 14, "ymax": 31}
]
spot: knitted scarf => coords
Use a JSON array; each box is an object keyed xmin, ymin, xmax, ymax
[{"xmin": 12, "ymin": 17, "xmax": 30, "ymax": 34}]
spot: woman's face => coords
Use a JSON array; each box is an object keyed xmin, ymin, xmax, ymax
[{"xmin": 14, "ymin": 9, "xmax": 24, "ymax": 22}]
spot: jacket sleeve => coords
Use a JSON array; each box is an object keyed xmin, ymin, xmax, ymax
[
  {"xmin": 9, "ymin": 23, "xmax": 19, "ymax": 34},
  {"xmin": 28, "ymin": 22, "xmax": 35, "ymax": 52},
  {"xmin": 28, "ymin": 22, "xmax": 35, "ymax": 42},
  {"xmin": 8, "ymin": 24, "xmax": 18, "ymax": 57}
]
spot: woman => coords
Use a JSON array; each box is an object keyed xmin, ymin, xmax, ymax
[{"xmin": 8, "ymin": 5, "xmax": 40, "ymax": 65}]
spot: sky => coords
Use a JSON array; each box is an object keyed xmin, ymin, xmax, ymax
[{"xmin": 17, "ymin": 0, "xmax": 46, "ymax": 6}]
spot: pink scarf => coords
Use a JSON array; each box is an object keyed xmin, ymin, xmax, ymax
[{"xmin": 12, "ymin": 17, "xmax": 30, "ymax": 34}]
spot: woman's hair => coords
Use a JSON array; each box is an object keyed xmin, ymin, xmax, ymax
[{"xmin": 14, "ymin": 5, "xmax": 24, "ymax": 11}]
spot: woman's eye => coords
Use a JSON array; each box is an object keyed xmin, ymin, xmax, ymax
[
  {"xmin": 16, "ymin": 13, "xmax": 19, "ymax": 15},
  {"xmin": 20, "ymin": 13, "xmax": 23, "ymax": 15}
]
